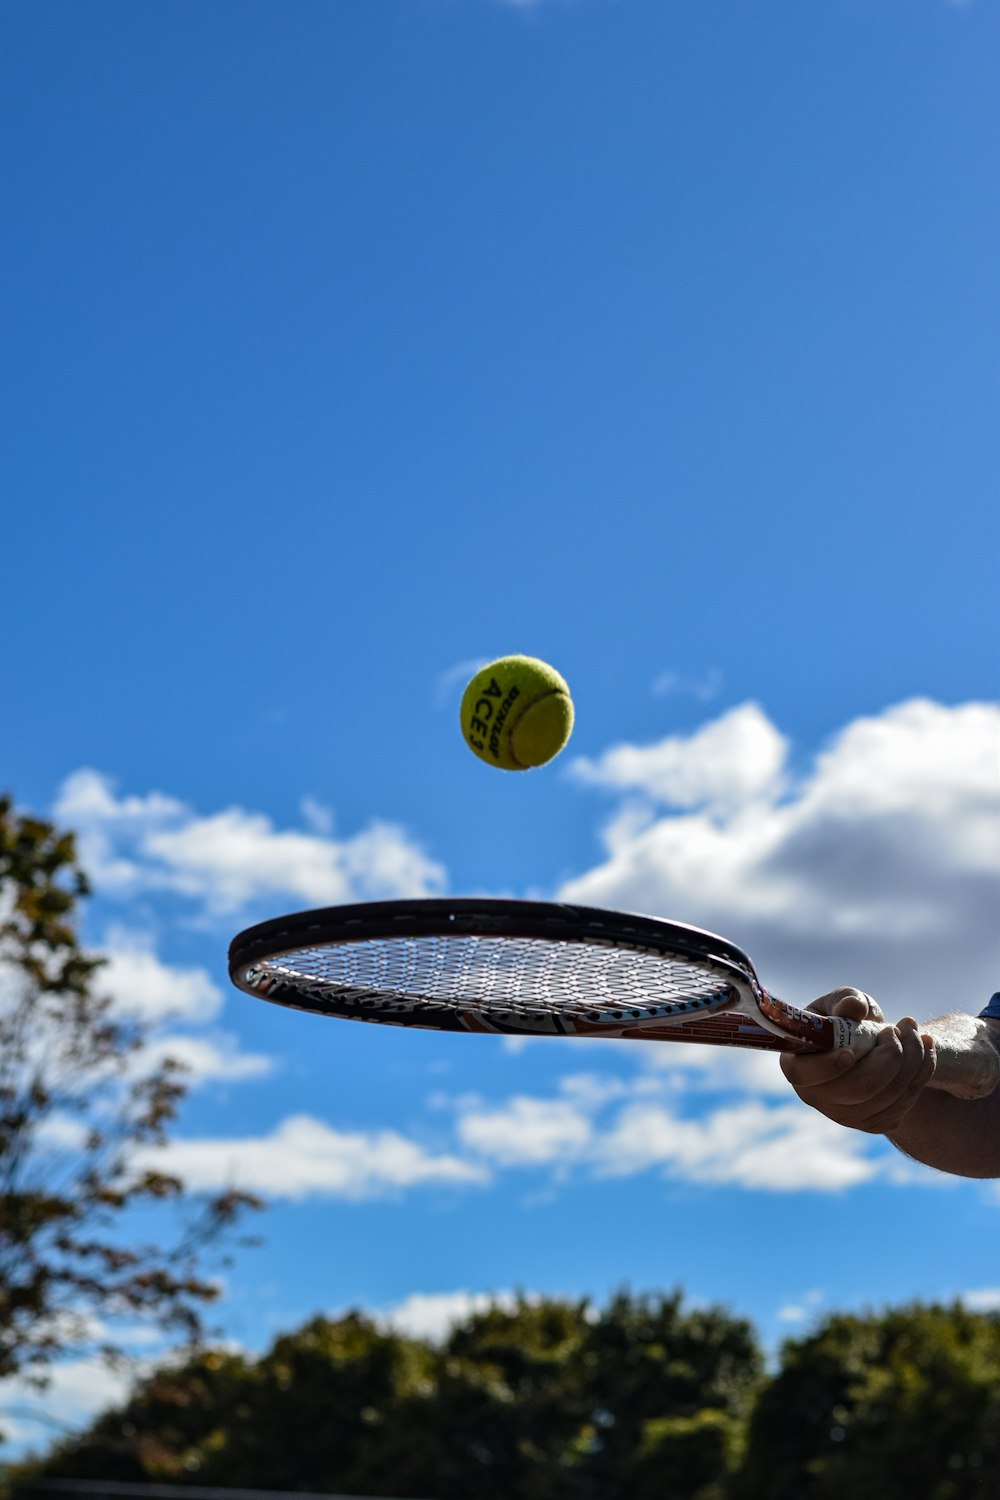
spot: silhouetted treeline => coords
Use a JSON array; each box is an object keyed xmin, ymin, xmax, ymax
[{"xmin": 9, "ymin": 1293, "xmax": 1000, "ymax": 1500}]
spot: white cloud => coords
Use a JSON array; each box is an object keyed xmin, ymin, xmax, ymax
[
  {"xmin": 456, "ymin": 1094, "xmax": 593, "ymax": 1166},
  {"xmin": 0, "ymin": 1316, "xmax": 167, "ymax": 1448},
  {"xmin": 101, "ymin": 927, "xmax": 223, "ymax": 1023},
  {"xmin": 53, "ymin": 773, "xmax": 184, "ymax": 891},
  {"xmin": 130, "ymin": 1046, "xmax": 932, "ymax": 1203},
  {"xmin": 92, "ymin": 929, "xmax": 271, "ymax": 1090},
  {"xmin": 439, "ymin": 1068, "xmax": 893, "ymax": 1194},
  {"xmin": 35, "ymin": 1111, "xmax": 92, "ymax": 1153},
  {"xmin": 0, "ymin": 1357, "xmax": 132, "ymax": 1445},
  {"xmin": 592, "ymin": 1097, "xmax": 881, "ymax": 1192},
  {"xmin": 488, "ymin": 1030, "xmax": 785, "ymax": 1103},
  {"xmin": 558, "ymin": 1071, "xmax": 633, "ymax": 1109},
  {"xmin": 959, "ymin": 1288, "xmax": 1000, "ymax": 1312},
  {"xmin": 140, "ymin": 1032, "xmax": 273, "ymax": 1087},
  {"xmin": 372, "ymin": 1289, "xmax": 520, "ymax": 1343},
  {"xmin": 571, "ymin": 702, "xmax": 788, "ymax": 812},
  {"xmin": 651, "ymin": 667, "xmax": 724, "ymax": 702},
  {"xmin": 147, "ymin": 1114, "xmax": 490, "ymax": 1200},
  {"xmin": 54, "ymin": 769, "xmax": 446, "ymax": 916},
  {"xmin": 641, "ymin": 1042, "xmax": 791, "ymax": 1097},
  {"xmin": 777, "ymin": 1289, "xmax": 826, "ymax": 1325},
  {"xmin": 561, "ymin": 699, "xmax": 1000, "ymax": 1021}
]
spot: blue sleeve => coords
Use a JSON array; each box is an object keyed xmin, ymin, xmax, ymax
[{"xmin": 979, "ymin": 994, "xmax": 1000, "ymax": 1020}]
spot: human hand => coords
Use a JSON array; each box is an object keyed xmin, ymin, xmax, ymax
[{"xmin": 780, "ymin": 987, "xmax": 936, "ymax": 1135}]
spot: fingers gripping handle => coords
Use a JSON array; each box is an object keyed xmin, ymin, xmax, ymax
[
  {"xmin": 834, "ymin": 1016, "xmax": 882, "ymax": 1056},
  {"xmin": 838, "ymin": 1015, "xmax": 1000, "ymax": 1101}
]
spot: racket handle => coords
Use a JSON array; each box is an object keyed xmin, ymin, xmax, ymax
[{"xmin": 844, "ymin": 1015, "xmax": 1000, "ymax": 1101}]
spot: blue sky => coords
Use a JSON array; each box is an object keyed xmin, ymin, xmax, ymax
[{"xmin": 3, "ymin": 0, "xmax": 999, "ymax": 1453}]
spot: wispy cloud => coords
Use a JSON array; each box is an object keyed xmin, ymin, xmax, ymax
[
  {"xmin": 426, "ymin": 1068, "xmax": 897, "ymax": 1195},
  {"xmin": 777, "ymin": 1288, "xmax": 826, "ymax": 1325},
  {"xmin": 55, "ymin": 769, "xmax": 446, "ymax": 917},
  {"xmin": 129, "ymin": 1052, "xmax": 907, "ymax": 1203},
  {"xmin": 651, "ymin": 667, "xmax": 724, "ymax": 702},
  {"xmin": 300, "ymin": 794, "xmax": 334, "ymax": 836},
  {"xmin": 435, "ymin": 657, "xmax": 490, "ymax": 707},
  {"xmin": 461, "ymin": 1084, "xmax": 886, "ymax": 1192},
  {"xmin": 139, "ymin": 1032, "xmax": 273, "ymax": 1087},
  {"xmin": 148, "ymin": 1114, "xmax": 490, "ymax": 1200}
]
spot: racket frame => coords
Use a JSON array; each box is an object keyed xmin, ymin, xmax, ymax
[{"xmin": 228, "ymin": 898, "xmax": 852, "ymax": 1054}]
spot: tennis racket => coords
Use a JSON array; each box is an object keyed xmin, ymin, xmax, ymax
[{"xmin": 228, "ymin": 898, "xmax": 997, "ymax": 1098}]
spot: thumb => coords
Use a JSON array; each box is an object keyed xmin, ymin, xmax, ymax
[{"xmin": 810, "ymin": 986, "xmax": 885, "ymax": 1023}]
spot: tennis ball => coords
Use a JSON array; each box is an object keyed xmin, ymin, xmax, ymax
[{"xmin": 460, "ymin": 655, "xmax": 574, "ymax": 771}]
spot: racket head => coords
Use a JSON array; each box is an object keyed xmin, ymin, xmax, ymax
[{"xmin": 228, "ymin": 898, "xmax": 787, "ymax": 1046}]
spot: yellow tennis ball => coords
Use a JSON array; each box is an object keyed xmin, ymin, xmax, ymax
[{"xmin": 460, "ymin": 655, "xmax": 574, "ymax": 771}]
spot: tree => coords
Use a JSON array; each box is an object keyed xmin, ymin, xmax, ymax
[
  {"xmin": 365, "ymin": 1296, "xmax": 598, "ymax": 1499},
  {"xmin": 575, "ymin": 1291, "xmax": 761, "ymax": 1500},
  {"xmin": 20, "ymin": 1314, "xmax": 436, "ymax": 1488},
  {"xmin": 16, "ymin": 1294, "xmax": 764, "ymax": 1498},
  {"xmin": 0, "ymin": 794, "xmax": 260, "ymax": 1401},
  {"xmin": 733, "ymin": 1303, "xmax": 1000, "ymax": 1500},
  {"xmin": 352, "ymin": 1291, "xmax": 762, "ymax": 1499}
]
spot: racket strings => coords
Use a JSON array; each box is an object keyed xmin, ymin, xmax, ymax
[{"xmin": 253, "ymin": 933, "xmax": 736, "ymax": 1024}]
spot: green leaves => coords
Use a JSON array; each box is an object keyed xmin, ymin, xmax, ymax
[
  {"xmin": 18, "ymin": 1293, "xmax": 763, "ymax": 1498},
  {"xmin": 17, "ymin": 1294, "xmax": 1000, "ymax": 1497},
  {"xmin": 735, "ymin": 1304, "xmax": 1000, "ymax": 1500}
]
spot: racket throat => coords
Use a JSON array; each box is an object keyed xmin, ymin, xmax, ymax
[{"xmin": 752, "ymin": 988, "xmax": 839, "ymax": 1052}]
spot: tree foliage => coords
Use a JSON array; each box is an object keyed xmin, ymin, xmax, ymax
[
  {"xmin": 0, "ymin": 794, "xmax": 260, "ymax": 1391},
  {"xmin": 17, "ymin": 1297, "xmax": 1000, "ymax": 1499},
  {"xmin": 18, "ymin": 1293, "xmax": 762, "ymax": 1499},
  {"xmin": 734, "ymin": 1302, "xmax": 1000, "ymax": 1500}
]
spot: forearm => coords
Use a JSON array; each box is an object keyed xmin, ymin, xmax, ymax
[
  {"xmin": 888, "ymin": 1015, "xmax": 1000, "ymax": 1178},
  {"xmin": 888, "ymin": 1089, "xmax": 1000, "ymax": 1177}
]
